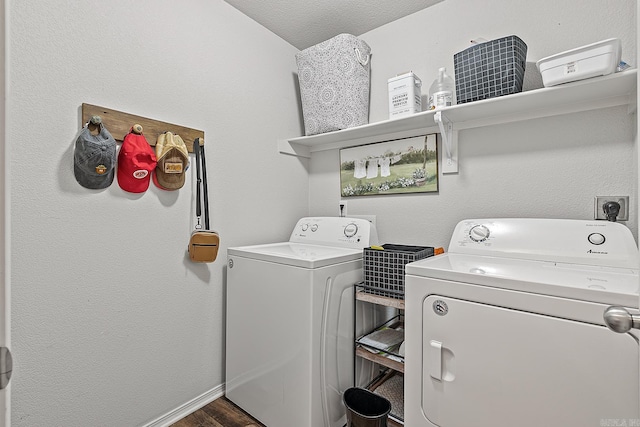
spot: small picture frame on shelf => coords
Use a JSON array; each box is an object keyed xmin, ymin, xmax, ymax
[{"xmin": 339, "ymin": 134, "xmax": 438, "ymax": 197}]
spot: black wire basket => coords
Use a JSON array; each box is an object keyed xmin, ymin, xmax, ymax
[
  {"xmin": 363, "ymin": 244, "xmax": 434, "ymax": 299},
  {"xmin": 454, "ymin": 35, "xmax": 528, "ymax": 104}
]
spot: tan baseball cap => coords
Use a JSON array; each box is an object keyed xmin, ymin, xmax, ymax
[{"xmin": 153, "ymin": 132, "xmax": 189, "ymax": 190}]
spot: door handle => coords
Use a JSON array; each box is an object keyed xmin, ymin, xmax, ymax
[
  {"xmin": 603, "ymin": 306, "xmax": 640, "ymax": 333},
  {"xmin": 429, "ymin": 340, "xmax": 442, "ymax": 381}
]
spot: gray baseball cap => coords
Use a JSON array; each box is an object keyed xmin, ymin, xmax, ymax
[{"xmin": 73, "ymin": 123, "xmax": 117, "ymax": 189}]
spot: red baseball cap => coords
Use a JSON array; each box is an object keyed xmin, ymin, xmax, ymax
[{"xmin": 117, "ymin": 131, "xmax": 157, "ymax": 193}]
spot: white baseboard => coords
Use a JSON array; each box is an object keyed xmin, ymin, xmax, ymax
[{"xmin": 143, "ymin": 383, "xmax": 226, "ymax": 427}]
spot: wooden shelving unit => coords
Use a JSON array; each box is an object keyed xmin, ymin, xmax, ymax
[
  {"xmin": 356, "ymin": 290, "xmax": 405, "ymax": 310},
  {"xmin": 355, "ymin": 346, "xmax": 404, "ymax": 373},
  {"xmin": 355, "ymin": 286, "xmax": 406, "ymax": 424}
]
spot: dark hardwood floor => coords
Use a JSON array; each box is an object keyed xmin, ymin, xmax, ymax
[
  {"xmin": 170, "ymin": 396, "xmax": 265, "ymax": 427},
  {"xmin": 170, "ymin": 395, "xmax": 402, "ymax": 427}
]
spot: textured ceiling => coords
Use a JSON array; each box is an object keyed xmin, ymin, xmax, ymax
[{"xmin": 223, "ymin": 0, "xmax": 444, "ymax": 50}]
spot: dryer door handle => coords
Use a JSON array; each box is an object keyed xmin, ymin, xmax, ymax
[
  {"xmin": 429, "ymin": 340, "xmax": 443, "ymax": 381},
  {"xmin": 604, "ymin": 306, "xmax": 640, "ymax": 333}
]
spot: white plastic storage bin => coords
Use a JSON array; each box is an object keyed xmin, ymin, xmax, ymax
[
  {"xmin": 295, "ymin": 34, "xmax": 371, "ymax": 136},
  {"xmin": 536, "ymin": 38, "xmax": 622, "ymax": 87},
  {"xmin": 388, "ymin": 72, "xmax": 422, "ymax": 119}
]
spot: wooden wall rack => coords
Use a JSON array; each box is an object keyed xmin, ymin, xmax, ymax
[{"xmin": 81, "ymin": 103, "xmax": 205, "ymax": 153}]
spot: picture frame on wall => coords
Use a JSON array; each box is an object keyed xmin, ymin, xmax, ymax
[{"xmin": 339, "ymin": 134, "xmax": 438, "ymax": 197}]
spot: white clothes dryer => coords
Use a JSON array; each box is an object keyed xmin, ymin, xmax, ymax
[
  {"xmin": 404, "ymin": 218, "xmax": 639, "ymax": 427},
  {"xmin": 226, "ymin": 217, "xmax": 378, "ymax": 427}
]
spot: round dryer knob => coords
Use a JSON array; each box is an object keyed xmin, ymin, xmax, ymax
[
  {"xmin": 344, "ymin": 223, "xmax": 358, "ymax": 238},
  {"xmin": 604, "ymin": 306, "xmax": 640, "ymax": 333},
  {"xmin": 588, "ymin": 233, "xmax": 606, "ymax": 245},
  {"xmin": 469, "ymin": 225, "xmax": 490, "ymax": 242}
]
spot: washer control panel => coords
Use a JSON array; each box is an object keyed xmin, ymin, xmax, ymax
[
  {"xmin": 289, "ymin": 217, "xmax": 378, "ymax": 249},
  {"xmin": 450, "ymin": 218, "xmax": 638, "ymax": 269}
]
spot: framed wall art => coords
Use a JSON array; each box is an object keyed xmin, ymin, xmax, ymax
[{"xmin": 340, "ymin": 134, "xmax": 438, "ymax": 197}]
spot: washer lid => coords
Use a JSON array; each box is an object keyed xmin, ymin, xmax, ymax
[
  {"xmin": 405, "ymin": 253, "xmax": 639, "ymax": 307},
  {"xmin": 227, "ymin": 242, "xmax": 363, "ymax": 268}
]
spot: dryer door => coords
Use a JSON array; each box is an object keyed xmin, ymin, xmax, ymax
[{"xmin": 423, "ymin": 295, "xmax": 638, "ymax": 427}]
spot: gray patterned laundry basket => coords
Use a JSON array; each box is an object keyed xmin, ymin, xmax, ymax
[{"xmin": 295, "ymin": 33, "xmax": 371, "ymax": 136}]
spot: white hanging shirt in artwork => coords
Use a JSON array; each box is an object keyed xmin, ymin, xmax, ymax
[
  {"xmin": 366, "ymin": 158, "xmax": 379, "ymax": 178},
  {"xmin": 379, "ymin": 157, "xmax": 391, "ymax": 177},
  {"xmin": 354, "ymin": 159, "xmax": 367, "ymax": 179}
]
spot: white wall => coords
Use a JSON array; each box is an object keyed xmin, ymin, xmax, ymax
[
  {"xmin": 6, "ymin": 0, "xmax": 307, "ymax": 425},
  {"xmin": 308, "ymin": 0, "xmax": 638, "ymax": 248},
  {"xmin": 5, "ymin": 0, "xmax": 638, "ymax": 425},
  {"xmin": 0, "ymin": 0, "xmax": 7, "ymax": 425}
]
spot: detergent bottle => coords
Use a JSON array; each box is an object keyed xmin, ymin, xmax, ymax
[{"xmin": 428, "ymin": 67, "xmax": 455, "ymax": 110}]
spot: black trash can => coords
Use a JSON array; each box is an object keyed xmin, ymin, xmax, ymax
[{"xmin": 343, "ymin": 387, "xmax": 391, "ymax": 427}]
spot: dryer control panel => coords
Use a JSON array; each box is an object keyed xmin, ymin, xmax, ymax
[
  {"xmin": 289, "ymin": 217, "xmax": 379, "ymax": 249},
  {"xmin": 450, "ymin": 218, "xmax": 638, "ymax": 269}
]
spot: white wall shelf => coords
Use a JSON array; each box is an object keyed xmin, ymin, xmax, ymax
[{"xmin": 278, "ymin": 69, "xmax": 637, "ymax": 162}]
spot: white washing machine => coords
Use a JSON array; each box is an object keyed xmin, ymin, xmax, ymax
[
  {"xmin": 404, "ymin": 218, "xmax": 640, "ymax": 427},
  {"xmin": 226, "ymin": 217, "xmax": 378, "ymax": 427}
]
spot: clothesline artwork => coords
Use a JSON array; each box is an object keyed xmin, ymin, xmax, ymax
[{"xmin": 339, "ymin": 134, "xmax": 438, "ymax": 197}]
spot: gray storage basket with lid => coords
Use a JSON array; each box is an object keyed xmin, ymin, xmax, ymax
[{"xmin": 295, "ymin": 33, "xmax": 371, "ymax": 136}]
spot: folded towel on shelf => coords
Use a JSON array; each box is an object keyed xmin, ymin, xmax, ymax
[{"xmin": 359, "ymin": 328, "xmax": 404, "ymax": 353}]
